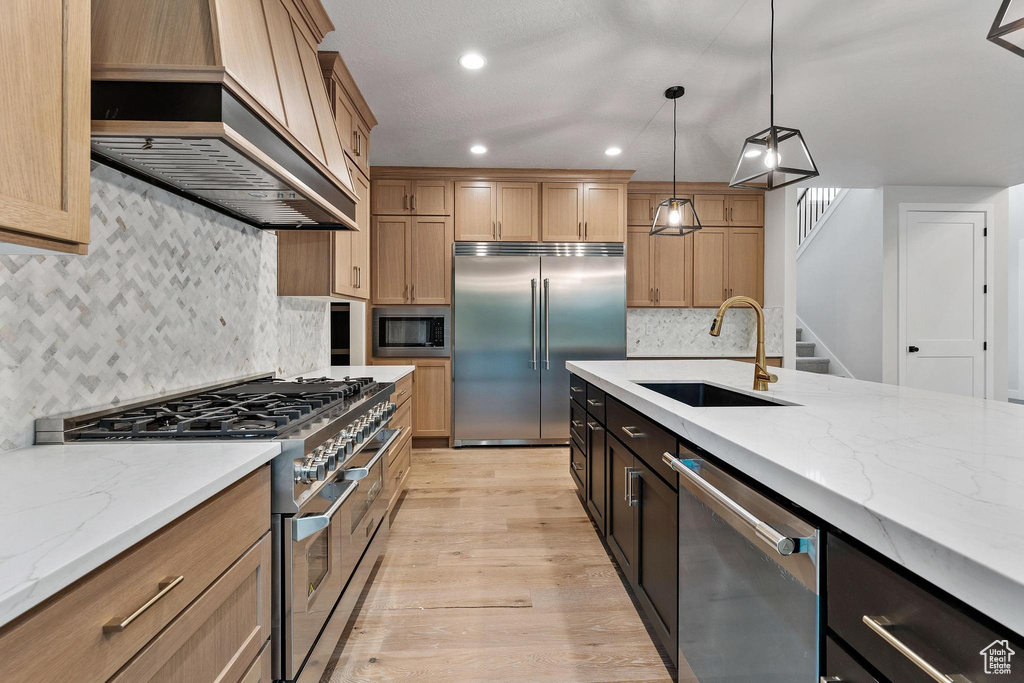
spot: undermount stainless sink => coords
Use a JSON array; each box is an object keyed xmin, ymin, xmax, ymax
[{"xmin": 635, "ymin": 382, "xmax": 788, "ymax": 407}]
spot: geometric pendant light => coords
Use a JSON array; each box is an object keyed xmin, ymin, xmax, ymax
[
  {"xmin": 651, "ymin": 86, "xmax": 702, "ymax": 236},
  {"xmin": 988, "ymin": 0, "xmax": 1024, "ymax": 58},
  {"xmin": 729, "ymin": 0, "xmax": 819, "ymax": 190}
]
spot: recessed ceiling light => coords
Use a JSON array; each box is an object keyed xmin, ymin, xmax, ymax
[
  {"xmin": 470, "ymin": 144, "xmax": 487, "ymax": 154},
  {"xmin": 460, "ymin": 53, "xmax": 486, "ymax": 70},
  {"xmin": 605, "ymin": 147, "xmax": 622, "ymax": 156}
]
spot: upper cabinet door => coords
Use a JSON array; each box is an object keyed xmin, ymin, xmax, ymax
[
  {"xmin": 411, "ymin": 180, "xmax": 451, "ymax": 216},
  {"xmin": 652, "ymin": 233, "xmax": 692, "ymax": 307},
  {"xmin": 583, "ymin": 183, "xmax": 626, "ymax": 242},
  {"xmin": 349, "ymin": 164, "xmax": 371, "ymax": 300},
  {"xmin": 372, "ymin": 216, "xmax": 411, "ymax": 304},
  {"xmin": 727, "ymin": 228, "xmax": 764, "ymax": 304},
  {"xmin": 627, "ymin": 194, "xmax": 655, "ymax": 227},
  {"xmin": 541, "ymin": 183, "xmax": 584, "ymax": 241},
  {"xmin": 261, "ymin": 0, "xmax": 324, "ymax": 162},
  {"xmin": 410, "ymin": 216, "xmax": 452, "ymax": 304},
  {"xmin": 496, "ymin": 182, "xmax": 539, "ymax": 241},
  {"xmin": 692, "ymin": 227, "xmax": 728, "ymax": 307},
  {"xmin": 291, "ymin": 23, "xmax": 352, "ymax": 193},
  {"xmin": 726, "ymin": 195, "xmax": 764, "ymax": 226},
  {"xmin": 693, "ymin": 194, "xmax": 727, "ymax": 226},
  {"xmin": 372, "ymin": 180, "xmax": 412, "ymax": 214},
  {"xmin": 0, "ymin": 0, "xmax": 89, "ymax": 253},
  {"xmin": 454, "ymin": 181, "xmax": 496, "ymax": 241},
  {"xmin": 626, "ymin": 228, "xmax": 653, "ymax": 307}
]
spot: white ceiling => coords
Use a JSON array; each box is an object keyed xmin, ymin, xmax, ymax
[{"xmin": 320, "ymin": 0, "xmax": 1024, "ymax": 187}]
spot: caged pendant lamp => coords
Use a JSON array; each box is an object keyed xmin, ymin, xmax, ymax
[
  {"xmin": 988, "ymin": 0, "xmax": 1024, "ymax": 58},
  {"xmin": 729, "ymin": 0, "xmax": 818, "ymax": 190},
  {"xmin": 651, "ymin": 86, "xmax": 702, "ymax": 236}
]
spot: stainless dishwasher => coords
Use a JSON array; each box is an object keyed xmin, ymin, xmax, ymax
[{"xmin": 662, "ymin": 452, "xmax": 820, "ymax": 682}]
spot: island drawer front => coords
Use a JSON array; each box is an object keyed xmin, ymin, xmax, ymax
[
  {"xmin": 570, "ymin": 374, "xmax": 586, "ymax": 402},
  {"xmin": 389, "ymin": 399, "xmax": 413, "ymax": 461},
  {"xmin": 0, "ymin": 466, "xmax": 271, "ymax": 683},
  {"xmin": 827, "ymin": 533, "xmax": 1021, "ymax": 683},
  {"xmin": 585, "ymin": 384, "xmax": 606, "ymax": 423},
  {"xmin": 109, "ymin": 533, "xmax": 271, "ymax": 683},
  {"xmin": 570, "ymin": 399, "xmax": 587, "ymax": 446},
  {"xmin": 825, "ymin": 635, "xmax": 881, "ymax": 682},
  {"xmin": 606, "ymin": 396, "xmax": 677, "ymax": 488},
  {"xmin": 391, "ymin": 373, "xmax": 413, "ymax": 408},
  {"xmin": 569, "ymin": 438, "xmax": 587, "ymax": 496}
]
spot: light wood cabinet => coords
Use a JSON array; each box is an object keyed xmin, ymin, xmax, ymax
[
  {"xmin": 0, "ymin": 0, "xmax": 90, "ymax": 254},
  {"xmin": 693, "ymin": 194, "xmax": 728, "ymax": 226},
  {"xmin": 0, "ymin": 468, "xmax": 271, "ymax": 683},
  {"xmin": 496, "ymin": 182, "xmax": 540, "ymax": 241},
  {"xmin": 583, "ymin": 183, "xmax": 627, "ymax": 242},
  {"xmin": 277, "ymin": 160, "xmax": 370, "ymax": 300},
  {"xmin": 627, "ymin": 227, "xmax": 693, "ymax": 307},
  {"xmin": 692, "ymin": 193, "xmax": 763, "ymax": 227},
  {"xmin": 319, "ymin": 51, "xmax": 376, "ymax": 179},
  {"xmin": 692, "ymin": 227, "xmax": 764, "ymax": 306},
  {"xmin": 373, "ymin": 359, "xmax": 451, "ymax": 437},
  {"xmin": 627, "ymin": 194, "xmax": 657, "ymax": 227},
  {"xmin": 541, "ymin": 182, "xmax": 584, "ymax": 241},
  {"xmin": 455, "ymin": 181, "xmax": 497, "ymax": 240},
  {"xmin": 371, "ymin": 180, "xmax": 452, "ymax": 216},
  {"xmin": 371, "ymin": 216, "xmax": 453, "ymax": 304}
]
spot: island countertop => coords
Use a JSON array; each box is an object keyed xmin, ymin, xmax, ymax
[{"xmin": 567, "ymin": 359, "xmax": 1024, "ymax": 636}]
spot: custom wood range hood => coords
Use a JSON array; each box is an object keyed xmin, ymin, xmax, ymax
[{"xmin": 90, "ymin": 0, "xmax": 358, "ymax": 230}]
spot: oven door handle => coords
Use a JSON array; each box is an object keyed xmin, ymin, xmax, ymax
[{"xmin": 292, "ymin": 428, "xmax": 403, "ymax": 541}]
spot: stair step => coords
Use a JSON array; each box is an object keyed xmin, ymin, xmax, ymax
[
  {"xmin": 796, "ymin": 357, "xmax": 830, "ymax": 374},
  {"xmin": 796, "ymin": 341, "xmax": 816, "ymax": 357},
  {"xmin": 796, "ymin": 327, "xmax": 803, "ymax": 342}
]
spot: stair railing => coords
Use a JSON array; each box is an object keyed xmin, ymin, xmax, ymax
[{"xmin": 797, "ymin": 187, "xmax": 841, "ymax": 247}]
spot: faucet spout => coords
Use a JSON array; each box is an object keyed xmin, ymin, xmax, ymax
[{"xmin": 709, "ymin": 296, "xmax": 778, "ymax": 391}]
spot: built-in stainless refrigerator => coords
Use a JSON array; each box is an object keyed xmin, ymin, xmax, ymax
[{"xmin": 453, "ymin": 243, "xmax": 625, "ymax": 445}]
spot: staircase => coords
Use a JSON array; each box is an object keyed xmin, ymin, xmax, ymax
[{"xmin": 795, "ymin": 327, "xmax": 830, "ymax": 374}]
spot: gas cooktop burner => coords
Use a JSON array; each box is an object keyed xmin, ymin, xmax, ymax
[{"xmin": 70, "ymin": 376, "xmax": 379, "ymax": 440}]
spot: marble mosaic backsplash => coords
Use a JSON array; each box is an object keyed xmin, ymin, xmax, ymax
[
  {"xmin": 0, "ymin": 164, "xmax": 330, "ymax": 451},
  {"xmin": 627, "ymin": 306, "xmax": 784, "ymax": 358}
]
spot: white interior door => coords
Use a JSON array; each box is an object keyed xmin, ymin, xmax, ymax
[{"xmin": 899, "ymin": 211, "xmax": 986, "ymax": 397}]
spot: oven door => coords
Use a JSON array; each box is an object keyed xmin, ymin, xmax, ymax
[{"xmin": 341, "ymin": 428, "xmax": 399, "ymax": 578}]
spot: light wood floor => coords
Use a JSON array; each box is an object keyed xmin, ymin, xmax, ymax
[{"xmin": 324, "ymin": 447, "xmax": 675, "ymax": 682}]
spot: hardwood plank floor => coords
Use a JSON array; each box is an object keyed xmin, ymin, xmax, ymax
[{"xmin": 324, "ymin": 447, "xmax": 675, "ymax": 682}]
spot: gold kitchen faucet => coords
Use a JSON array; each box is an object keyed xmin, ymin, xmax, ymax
[{"xmin": 710, "ymin": 296, "xmax": 779, "ymax": 391}]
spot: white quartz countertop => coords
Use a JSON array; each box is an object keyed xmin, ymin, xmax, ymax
[
  {"xmin": 0, "ymin": 441, "xmax": 280, "ymax": 628},
  {"xmin": 294, "ymin": 365, "xmax": 414, "ymax": 384},
  {"xmin": 567, "ymin": 359, "xmax": 1024, "ymax": 636}
]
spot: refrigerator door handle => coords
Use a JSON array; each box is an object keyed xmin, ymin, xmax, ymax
[
  {"xmin": 531, "ymin": 278, "xmax": 538, "ymax": 370},
  {"xmin": 543, "ymin": 278, "xmax": 550, "ymax": 369}
]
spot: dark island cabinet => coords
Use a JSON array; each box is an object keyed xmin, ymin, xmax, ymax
[
  {"xmin": 607, "ymin": 433, "xmax": 637, "ymax": 576},
  {"xmin": 633, "ymin": 456, "xmax": 678, "ymax": 664},
  {"xmin": 585, "ymin": 418, "xmax": 607, "ymax": 535}
]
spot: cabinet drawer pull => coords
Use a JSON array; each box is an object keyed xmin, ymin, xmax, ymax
[
  {"xmin": 571, "ymin": 461, "xmax": 583, "ymax": 472},
  {"xmin": 586, "ymin": 399, "xmax": 602, "ymax": 407},
  {"xmin": 820, "ymin": 678, "xmax": 842, "ymax": 683},
  {"xmin": 861, "ymin": 616, "xmax": 960, "ymax": 683},
  {"xmin": 620, "ymin": 425, "xmax": 645, "ymax": 439},
  {"xmin": 397, "ymin": 389, "xmax": 408, "ymax": 397},
  {"xmin": 571, "ymin": 420, "xmax": 584, "ymax": 429},
  {"xmin": 586, "ymin": 420, "xmax": 602, "ymax": 431},
  {"xmin": 570, "ymin": 386, "xmax": 583, "ymax": 394},
  {"xmin": 103, "ymin": 576, "xmax": 184, "ymax": 633}
]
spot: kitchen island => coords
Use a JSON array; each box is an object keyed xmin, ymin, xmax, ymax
[{"xmin": 568, "ymin": 359, "xmax": 1024, "ymax": 681}]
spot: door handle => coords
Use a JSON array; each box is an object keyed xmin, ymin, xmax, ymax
[
  {"xmin": 498, "ymin": 220, "xmax": 502, "ymax": 239},
  {"xmin": 655, "ymin": 288, "xmax": 659, "ymax": 303},
  {"xmin": 650, "ymin": 288, "xmax": 654, "ymax": 304},
  {"xmin": 543, "ymin": 278, "xmax": 550, "ymax": 369},
  {"xmin": 623, "ymin": 466, "xmax": 631, "ymax": 503},
  {"xmin": 583, "ymin": 221, "xmax": 588, "ymax": 240},
  {"xmin": 577, "ymin": 221, "xmax": 582, "ymax": 239},
  {"xmin": 353, "ymin": 265, "xmax": 358, "ymax": 287},
  {"xmin": 861, "ymin": 616, "xmax": 962, "ymax": 683},
  {"xmin": 908, "ymin": 345, "xmax": 920, "ymax": 353},
  {"xmin": 403, "ymin": 194, "xmax": 408, "ymax": 210},
  {"xmin": 492, "ymin": 220, "xmax": 496, "ymax": 238},
  {"xmin": 531, "ymin": 278, "xmax": 538, "ymax": 370},
  {"xmin": 410, "ymin": 194, "xmax": 416, "ymax": 211},
  {"xmin": 628, "ymin": 469, "xmax": 640, "ymax": 507}
]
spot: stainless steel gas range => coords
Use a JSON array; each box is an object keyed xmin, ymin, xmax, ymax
[{"xmin": 36, "ymin": 372, "xmax": 402, "ymax": 683}]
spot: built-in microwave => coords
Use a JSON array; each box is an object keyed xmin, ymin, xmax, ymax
[{"xmin": 372, "ymin": 307, "xmax": 450, "ymax": 357}]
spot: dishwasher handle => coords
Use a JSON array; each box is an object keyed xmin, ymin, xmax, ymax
[{"xmin": 663, "ymin": 452, "xmax": 803, "ymax": 557}]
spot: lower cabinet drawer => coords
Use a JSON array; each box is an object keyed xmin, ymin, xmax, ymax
[
  {"xmin": 0, "ymin": 467, "xmax": 270, "ymax": 683},
  {"xmin": 239, "ymin": 641, "xmax": 271, "ymax": 683},
  {"xmin": 585, "ymin": 383, "xmax": 606, "ymax": 423},
  {"xmin": 390, "ymin": 399, "xmax": 412, "ymax": 460},
  {"xmin": 569, "ymin": 399, "xmax": 586, "ymax": 445},
  {"xmin": 827, "ymin": 533, "xmax": 1021, "ymax": 683},
  {"xmin": 569, "ymin": 438, "xmax": 587, "ymax": 496},
  {"xmin": 606, "ymin": 396, "xmax": 677, "ymax": 487},
  {"xmin": 824, "ymin": 635, "xmax": 880, "ymax": 683},
  {"xmin": 391, "ymin": 372, "xmax": 412, "ymax": 407},
  {"xmin": 569, "ymin": 373, "xmax": 586, "ymax": 402},
  {"xmin": 388, "ymin": 435, "xmax": 412, "ymax": 507},
  {"xmin": 111, "ymin": 534, "xmax": 272, "ymax": 682}
]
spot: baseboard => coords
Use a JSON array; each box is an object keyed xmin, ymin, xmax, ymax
[
  {"xmin": 1009, "ymin": 389, "xmax": 1023, "ymax": 404},
  {"xmin": 413, "ymin": 437, "xmax": 449, "ymax": 449}
]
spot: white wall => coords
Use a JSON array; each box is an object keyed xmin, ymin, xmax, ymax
[
  {"xmin": 1009, "ymin": 184, "xmax": 1024, "ymax": 400},
  {"xmin": 880, "ymin": 186, "xmax": 1010, "ymax": 401},
  {"xmin": 764, "ymin": 187, "xmax": 798, "ymax": 369},
  {"xmin": 797, "ymin": 189, "xmax": 884, "ymax": 381}
]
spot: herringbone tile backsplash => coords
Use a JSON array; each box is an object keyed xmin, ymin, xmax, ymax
[{"xmin": 0, "ymin": 163, "xmax": 330, "ymax": 451}]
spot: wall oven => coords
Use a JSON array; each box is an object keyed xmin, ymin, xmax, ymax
[
  {"xmin": 372, "ymin": 306, "xmax": 449, "ymax": 357},
  {"xmin": 274, "ymin": 426, "xmax": 400, "ymax": 682}
]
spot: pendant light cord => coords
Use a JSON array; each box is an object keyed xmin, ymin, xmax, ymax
[
  {"xmin": 769, "ymin": 0, "xmax": 774, "ymax": 129},
  {"xmin": 672, "ymin": 96, "xmax": 677, "ymax": 198}
]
